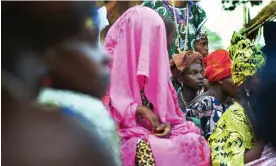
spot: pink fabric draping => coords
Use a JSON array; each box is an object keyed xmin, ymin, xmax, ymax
[
  {"xmin": 245, "ymin": 144, "xmax": 276, "ymax": 166},
  {"xmin": 103, "ymin": 6, "xmax": 210, "ymax": 166}
]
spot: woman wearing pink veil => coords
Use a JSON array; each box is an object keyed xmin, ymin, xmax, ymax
[{"xmin": 103, "ymin": 6, "xmax": 210, "ymax": 166}]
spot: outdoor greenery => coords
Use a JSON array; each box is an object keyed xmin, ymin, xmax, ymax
[{"xmin": 206, "ymin": 28, "xmax": 224, "ymax": 51}]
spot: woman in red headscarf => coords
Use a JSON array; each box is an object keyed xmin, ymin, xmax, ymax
[{"xmin": 187, "ymin": 49, "xmax": 238, "ymax": 139}]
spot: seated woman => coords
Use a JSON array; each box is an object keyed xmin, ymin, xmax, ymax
[
  {"xmin": 104, "ymin": 6, "xmax": 210, "ymax": 166},
  {"xmin": 101, "ymin": 14, "xmax": 176, "ymax": 111},
  {"xmin": 170, "ymin": 51, "xmax": 204, "ymax": 111},
  {"xmin": 169, "ymin": 51, "xmax": 204, "ymax": 128},
  {"xmin": 245, "ymin": 21, "xmax": 276, "ymax": 166},
  {"xmin": 188, "ymin": 50, "xmax": 233, "ymax": 139},
  {"xmin": 208, "ymin": 32, "xmax": 266, "ymax": 166}
]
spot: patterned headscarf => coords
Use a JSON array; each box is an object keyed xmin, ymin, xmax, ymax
[
  {"xmin": 196, "ymin": 29, "xmax": 207, "ymax": 41},
  {"xmin": 204, "ymin": 50, "xmax": 232, "ymax": 83},
  {"xmin": 171, "ymin": 51, "xmax": 203, "ymax": 73},
  {"xmin": 229, "ymin": 32, "xmax": 266, "ymax": 86}
]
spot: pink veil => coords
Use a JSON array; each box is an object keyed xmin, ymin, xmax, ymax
[
  {"xmin": 104, "ymin": 6, "xmax": 203, "ymax": 165},
  {"xmin": 104, "ymin": 5, "xmax": 187, "ymax": 128}
]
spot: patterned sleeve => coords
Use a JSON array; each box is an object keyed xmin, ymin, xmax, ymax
[
  {"xmin": 141, "ymin": 0, "xmax": 154, "ymax": 8},
  {"xmin": 208, "ymin": 102, "xmax": 254, "ymax": 166},
  {"xmin": 188, "ymin": 100, "xmax": 204, "ymax": 117}
]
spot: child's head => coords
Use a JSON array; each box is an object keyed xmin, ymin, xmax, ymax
[
  {"xmin": 195, "ymin": 31, "xmax": 209, "ymax": 57},
  {"xmin": 160, "ymin": 15, "xmax": 176, "ymax": 49}
]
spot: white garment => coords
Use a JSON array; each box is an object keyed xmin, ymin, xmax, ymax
[
  {"xmin": 97, "ymin": 6, "xmax": 109, "ymax": 47},
  {"xmin": 38, "ymin": 88, "xmax": 121, "ymax": 166}
]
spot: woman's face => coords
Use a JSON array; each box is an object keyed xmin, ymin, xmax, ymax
[
  {"xmin": 44, "ymin": 27, "xmax": 110, "ymax": 99},
  {"xmin": 195, "ymin": 38, "xmax": 209, "ymax": 57},
  {"xmin": 220, "ymin": 77, "xmax": 239, "ymax": 98},
  {"xmin": 180, "ymin": 63, "xmax": 204, "ymax": 90}
]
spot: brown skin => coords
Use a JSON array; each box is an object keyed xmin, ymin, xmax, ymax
[
  {"xmin": 2, "ymin": 91, "xmax": 116, "ymax": 166},
  {"xmin": 167, "ymin": 30, "xmax": 176, "ymax": 49},
  {"xmin": 195, "ymin": 38, "xmax": 209, "ymax": 57},
  {"xmin": 170, "ymin": 62, "xmax": 204, "ymax": 105},
  {"xmin": 204, "ymin": 79, "xmax": 210, "ymax": 91},
  {"xmin": 203, "ymin": 76, "xmax": 238, "ymax": 104},
  {"xmin": 244, "ymin": 140, "xmax": 265, "ymax": 163},
  {"xmin": 105, "ymin": 1, "xmax": 118, "ymax": 18},
  {"xmin": 2, "ymin": 2, "xmax": 115, "ymax": 166},
  {"xmin": 180, "ymin": 63, "xmax": 204, "ymax": 104},
  {"xmin": 168, "ymin": 0, "xmax": 187, "ymax": 7},
  {"xmin": 219, "ymin": 76, "xmax": 239, "ymax": 99},
  {"xmin": 136, "ymin": 105, "xmax": 171, "ymax": 138},
  {"xmin": 178, "ymin": 63, "xmax": 204, "ymax": 91},
  {"xmin": 44, "ymin": 28, "xmax": 110, "ymax": 99},
  {"xmin": 136, "ymin": 105, "xmax": 160, "ymax": 128},
  {"xmin": 242, "ymin": 74, "xmax": 265, "ymax": 163}
]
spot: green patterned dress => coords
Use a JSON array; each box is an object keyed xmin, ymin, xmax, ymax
[{"xmin": 142, "ymin": 0, "xmax": 207, "ymax": 58}]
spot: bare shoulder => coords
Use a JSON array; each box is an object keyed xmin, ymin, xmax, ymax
[{"xmin": 2, "ymin": 106, "xmax": 116, "ymax": 166}]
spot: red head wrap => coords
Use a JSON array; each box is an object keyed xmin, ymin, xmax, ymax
[{"xmin": 204, "ymin": 50, "xmax": 232, "ymax": 83}]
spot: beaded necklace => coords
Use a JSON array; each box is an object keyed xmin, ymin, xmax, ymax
[{"xmin": 163, "ymin": 1, "xmax": 190, "ymax": 53}]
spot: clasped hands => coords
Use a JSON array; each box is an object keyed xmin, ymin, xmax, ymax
[{"xmin": 136, "ymin": 105, "xmax": 171, "ymax": 138}]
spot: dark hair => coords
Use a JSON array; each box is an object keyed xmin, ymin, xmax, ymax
[
  {"xmin": 238, "ymin": 85, "xmax": 258, "ymax": 137},
  {"xmin": 252, "ymin": 22, "xmax": 276, "ymax": 148},
  {"xmin": 160, "ymin": 15, "xmax": 175, "ymax": 36},
  {"xmin": 250, "ymin": 65, "xmax": 276, "ymax": 148},
  {"xmin": 2, "ymin": 2, "xmax": 95, "ymax": 72}
]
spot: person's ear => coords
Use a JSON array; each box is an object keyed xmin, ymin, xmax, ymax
[{"xmin": 217, "ymin": 80, "xmax": 224, "ymax": 89}]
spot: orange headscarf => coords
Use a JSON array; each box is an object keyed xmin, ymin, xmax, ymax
[
  {"xmin": 204, "ymin": 50, "xmax": 232, "ymax": 83},
  {"xmin": 171, "ymin": 51, "xmax": 203, "ymax": 73}
]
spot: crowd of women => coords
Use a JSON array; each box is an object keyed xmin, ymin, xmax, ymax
[{"xmin": 2, "ymin": 1, "xmax": 276, "ymax": 166}]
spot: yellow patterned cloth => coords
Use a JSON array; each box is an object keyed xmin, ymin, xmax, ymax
[
  {"xmin": 229, "ymin": 32, "xmax": 266, "ymax": 86},
  {"xmin": 208, "ymin": 102, "xmax": 255, "ymax": 166},
  {"xmin": 136, "ymin": 140, "xmax": 155, "ymax": 166}
]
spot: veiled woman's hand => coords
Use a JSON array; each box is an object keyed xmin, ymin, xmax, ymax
[
  {"xmin": 153, "ymin": 123, "xmax": 171, "ymax": 138},
  {"xmin": 136, "ymin": 105, "xmax": 160, "ymax": 129}
]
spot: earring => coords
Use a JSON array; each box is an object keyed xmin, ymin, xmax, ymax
[
  {"xmin": 245, "ymin": 89, "xmax": 250, "ymax": 97},
  {"xmin": 181, "ymin": 83, "xmax": 184, "ymax": 88}
]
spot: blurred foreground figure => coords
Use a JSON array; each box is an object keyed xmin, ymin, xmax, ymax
[
  {"xmin": 37, "ymin": 6, "xmax": 121, "ymax": 165},
  {"xmin": 245, "ymin": 21, "xmax": 276, "ymax": 166},
  {"xmin": 2, "ymin": 2, "xmax": 116, "ymax": 166}
]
